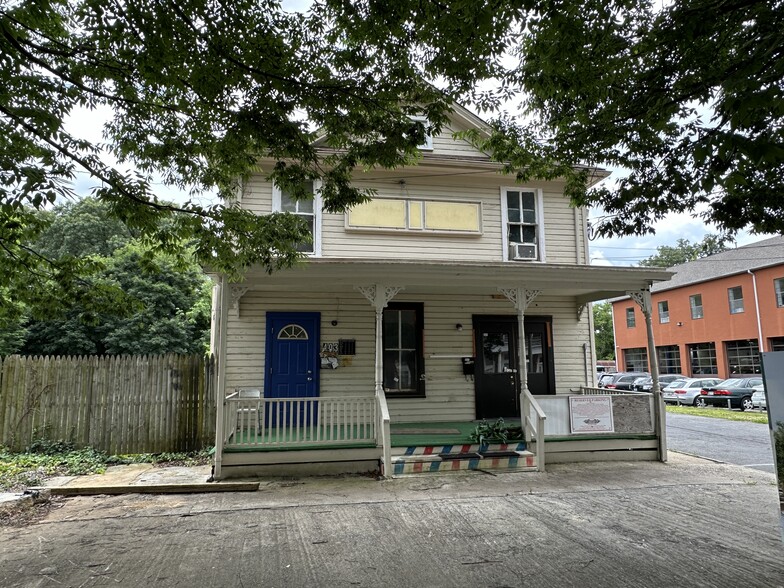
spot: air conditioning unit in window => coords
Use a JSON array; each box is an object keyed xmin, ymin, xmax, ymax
[{"xmin": 510, "ymin": 242, "xmax": 537, "ymax": 261}]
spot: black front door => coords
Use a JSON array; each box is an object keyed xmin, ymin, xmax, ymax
[
  {"xmin": 473, "ymin": 315, "xmax": 556, "ymax": 419},
  {"xmin": 473, "ymin": 316, "xmax": 520, "ymax": 419}
]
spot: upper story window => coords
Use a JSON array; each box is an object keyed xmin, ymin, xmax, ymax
[
  {"xmin": 658, "ymin": 300, "xmax": 670, "ymax": 324},
  {"xmin": 272, "ymin": 180, "xmax": 321, "ymax": 255},
  {"xmin": 728, "ymin": 286, "xmax": 744, "ymax": 314},
  {"xmin": 502, "ymin": 187, "xmax": 544, "ymax": 262},
  {"xmin": 775, "ymin": 278, "xmax": 784, "ymax": 307},
  {"xmin": 626, "ymin": 307, "xmax": 636, "ymax": 328},
  {"xmin": 408, "ymin": 116, "xmax": 433, "ymax": 150},
  {"xmin": 690, "ymin": 294, "xmax": 703, "ymax": 319}
]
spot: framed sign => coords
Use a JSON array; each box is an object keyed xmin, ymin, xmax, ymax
[{"xmin": 569, "ymin": 396, "xmax": 615, "ymax": 433}]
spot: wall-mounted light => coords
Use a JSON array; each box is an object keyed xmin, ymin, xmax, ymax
[
  {"xmin": 676, "ymin": 322, "xmax": 684, "ymax": 327},
  {"xmin": 331, "ymin": 320, "xmax": 338, "ymax": 326},
  {"xmin": 456, "ymin": 323, "xmax": 463, "ymax": 331}
]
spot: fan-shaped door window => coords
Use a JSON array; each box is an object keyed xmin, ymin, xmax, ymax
[{"xmin": 278, "ymin": 324, "xmax": 308, "ymax": 340}]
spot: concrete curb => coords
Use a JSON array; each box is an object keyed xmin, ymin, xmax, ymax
[{"xmin": 42, "ymin": 482, "xmax": 260, "ymax": 496}]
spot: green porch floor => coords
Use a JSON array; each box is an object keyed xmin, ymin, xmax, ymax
[{"xmin": 224, "ymin": 420, "xmax": 523, "ymax": 452}]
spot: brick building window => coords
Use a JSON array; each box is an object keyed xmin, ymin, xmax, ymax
[
  {"xmin": 728, "ymin": 286, "xmax": 744, "ymax": 314},
  {"xmin": 775, "ymin": 278, "xmax": 784, "ymax": 307},
  {"xmin": 626, "ymin": 307, "xmax": 636, "ymax": 328},
  {"xmin": 689, "ymin": 294, "xmax": 703, "ymax": 319},
  {"xmin": 688, "ymin": 343, "xmax": 717, "ymax": 375},
  {"xmin": 656, "ymin": 345, "xmax": 681, "ymax": 374},
  {"xmin": 770, "ymin": 337, "xmax": 784, "ymax": 352},
  {"xmin": 624, "ymin": 347, "xmax": 648, "ymax": 372},
  {"xmin": 657, "ymin": 300, "xmax": 669, "ymax": 324},
  {"xmin": 725, "ymin": 339, "xmax": 761, "ymax": 375}
]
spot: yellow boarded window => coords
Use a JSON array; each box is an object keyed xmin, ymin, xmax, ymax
[
  {"xmin": 347, "ymin": 198, "xmax": 481, "ymax": 234},
  {"xmin": 347, "ymin": 199, "xmax": 407, "ymax": 228},
  {"xmin": 424, "ymin": 201, "xmax": 480, "ymax": 232}
]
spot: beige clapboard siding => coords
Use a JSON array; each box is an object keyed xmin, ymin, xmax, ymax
[
  {"xmin": 430, "ymin": 122, "xmax": 484, "ymax": 157},
  {"xmin": 541, "ymin": 188, "xmax": 579, "ymax": 264},
  {"xmin": 225, "ymin": 291, "xmax": 592, "ymax": 423},
  {"xmin": 240, "ymin": 175, "xmax": 274, "ymax": 215}
]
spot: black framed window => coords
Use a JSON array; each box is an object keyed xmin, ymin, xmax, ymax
[
  {"xmin": 656, "ymin": 345, "xmax": 681, "ymax": 374},
  {"xmin": 624, "ymin": 347, "xmax": 647, "ymax": 371},
  {"xmin": 770, "ymin": 337, "xmax": 784, "ymax": 352},
  {"xmin": 382, "ymin": 302, "xmax": 425, "ymax": 397},
  {"xmin": 688, "ymin": 342, "xmax": 717, "ymax": 375},
  {"xmin": 725, "ymin": 339, "xmax": 761, "ymax": 375}
]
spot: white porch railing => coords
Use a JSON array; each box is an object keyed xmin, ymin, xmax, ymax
[
  {"xmin": 224, "ymin": 394, "xmax": 377, "ymax": 449},
  {"xmin": 580, "ymin": 386, "xmax": 650, "ymax": 395},
  {"xmin": 522, "ymin": 387, "xmax": 547, "ymax": 472}
]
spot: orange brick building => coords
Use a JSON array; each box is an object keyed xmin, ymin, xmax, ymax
[{"xmin": 612, "ymin": 236, "xmax": 784, "ymax": 380}]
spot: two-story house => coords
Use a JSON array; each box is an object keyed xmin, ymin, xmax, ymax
[
  {"xmin": 209, "ymin": 103, "xmax": 670, "ymax": 479},
  {"xmin": 613, "ymin": 236, "xmax": 784, "ymax": 380}
]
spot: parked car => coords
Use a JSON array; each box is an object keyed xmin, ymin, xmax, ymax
[
  {"xmin": 698, "ymin": 377, "xmax": 764, "ymax": 411},
  {"xmin": 599, "ymin": 372, "xmax": 649, "ymax": 390},
  {"xmin": 632, "ymin": 374, "xmax": 688, "ymax": 392},
  {"xmin": 662, "ymin": 378, "xmax": 722, "ymax": 406},
  {"xmin": 751, "ymin": 384, "xmax": 767, "ymax": 410}
]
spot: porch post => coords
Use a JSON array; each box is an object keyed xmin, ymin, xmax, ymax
[
  {"xmin": 499, "ymin": 287, "xmax": 541, "ymax": 443},
  {"xmin": 213, "ymin": 275, "xmax": 231, "ymax": 480},
  {"xmin": 356, "ymin": 284, "xmax": 404, "ymax": 394},
  {"xmin": 356, "ymin": 284, "xmax": 403, "ymax": 477},
  {"xmin": 629, "ymin": 287, "xmax": 667, "ymax": 462}
]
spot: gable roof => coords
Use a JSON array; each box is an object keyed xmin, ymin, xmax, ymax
[{"xmin": 651, "ymin": 235, "xmax": 784, "ymax": 293}]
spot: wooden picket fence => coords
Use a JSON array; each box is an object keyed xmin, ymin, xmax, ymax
[{"xmin": 0, "ymin": 354, "xmax": 216, "ymax": 454}]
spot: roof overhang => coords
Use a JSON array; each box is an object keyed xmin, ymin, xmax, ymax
[{"xmin": 227, "ymin": 259, "xmax": 672, "ymax": 303}]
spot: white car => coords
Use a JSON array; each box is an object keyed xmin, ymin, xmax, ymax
[
  {"xmin": 662, "ymin": 377, "xmax": 722, "ymax": 406},
  {"xmin": 751, "ymin": 384, "xmax": 767, "ymax": 410}
]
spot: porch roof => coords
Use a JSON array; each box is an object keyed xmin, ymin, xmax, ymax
[{"xmin": 237, "ymin": 258, "xmax": 673, "ymax": 304}]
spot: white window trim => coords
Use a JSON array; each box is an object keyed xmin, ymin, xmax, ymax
[
  {"xmin": 500, "ymin": 186, "xmax": 546, "ymax": 262},
  {"xmin": 272, "ymin": 179, "xmax": 322, "ymax": 257},
  {"xmin": 410, "ymin": 115, "xmax": 433, "ymax": 151}
]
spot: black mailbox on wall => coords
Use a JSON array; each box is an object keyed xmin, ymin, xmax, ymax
[{"xmin": 462, "ymin": 357, "xmax": 476, "ymax": 376}]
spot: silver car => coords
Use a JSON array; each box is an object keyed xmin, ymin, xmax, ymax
[
  {"xmin": 751, "ymin": 384, "xmax": 767, "ymax": 410},
  {"xmin": 662, "ymin": 377, "xmax": 722, "ymax": 406}
]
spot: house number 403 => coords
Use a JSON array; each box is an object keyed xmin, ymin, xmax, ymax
[{"xmin": 321, "ymin": 342, "xmax": 338, "ymax": 353}]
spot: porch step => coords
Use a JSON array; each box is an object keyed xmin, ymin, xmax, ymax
[
  {"xmin": 392, "ymin": 441, "xmax": 527, "ymax": 456},
  {"xmin": 390, "ymin": 443, "xmax": 537, "ymax": 476}
]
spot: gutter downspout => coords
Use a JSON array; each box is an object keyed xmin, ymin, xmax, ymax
[{"xmin": 748, "ymin": 270, "xmax": 765, "ymax": 353}]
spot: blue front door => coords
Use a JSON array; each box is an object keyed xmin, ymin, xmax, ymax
[{"xmin": 265, "ymin": 312, "xmax": 320, "ymax": 426}]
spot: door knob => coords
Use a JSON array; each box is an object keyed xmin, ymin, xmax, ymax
[{"xmin": 307, "ymin": 377, "xmax": 313, "ymax": 381}]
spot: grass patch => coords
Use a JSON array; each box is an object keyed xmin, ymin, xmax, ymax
[
  {"xmin": 0, "ymin": 441, "xmax": 211, "ymax": 492},
  {"xmin": 666, "ymin": 404, "xmax": 768, "ymax": 424}
]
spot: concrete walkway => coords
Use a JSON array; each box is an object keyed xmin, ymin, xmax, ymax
[{"xmin": 1, "ymin": 452, "xmax": 781, "ymax": 587}]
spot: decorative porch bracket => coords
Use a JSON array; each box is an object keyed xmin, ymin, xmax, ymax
[
  {"xmin": 498, "ymin": 287, "xmax": 541, "ymax": 445},
  {"xmin": 355, "ymin": 284, "xmax": 405, "ymax": 394},
  {"xmin": 229, "ymin": 285, "xmax": 249, "ymax": 318},
  {"xmin": 577, "ymin": 302, "xmax": 588, "ymax": 321},
  {"xmin": 627, "ymin": 287, "xmax": 667, "ymax": 462}
]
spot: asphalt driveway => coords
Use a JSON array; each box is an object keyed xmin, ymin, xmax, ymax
[{"xmin": 666, "ymin": 411, "xmax": 775, "ymax": 473}]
